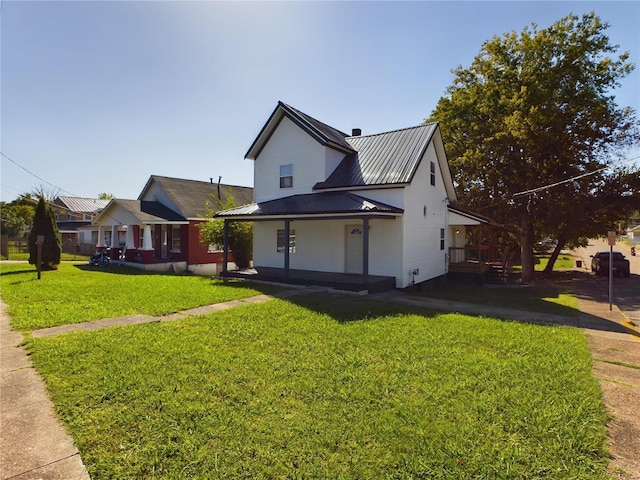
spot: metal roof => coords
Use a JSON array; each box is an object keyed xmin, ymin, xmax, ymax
[
  {"xmin": 55, "ymin": 196, "xmax": 110, "ymax": 213},
  {"xmin": 215, "ymin": 192, "xmax": 403, "ymax": 219},
  {"xmin": 314, "ymin": 123, "xmax": 438, "ymax": 189},
  {"xmin": 139, "ymin": 176, "xmax": 254, "ymax": 218},
  {"xmin": 245, "ymin": 101, "xmax": 355, "ymax": 160}
]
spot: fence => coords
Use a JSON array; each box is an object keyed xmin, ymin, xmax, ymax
[{"xmin": 1, "ymin": 235, "xmax": 93, "ymax": 260}]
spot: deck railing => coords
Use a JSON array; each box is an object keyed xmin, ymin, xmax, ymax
[{"xmin": 449, "ymin": 246, "xmax": 490, "ymax": 265}]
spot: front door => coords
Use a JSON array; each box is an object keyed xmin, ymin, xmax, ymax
[{"xmin": 345, "ymin": 225, "xmax": 363, "ymax": 273}]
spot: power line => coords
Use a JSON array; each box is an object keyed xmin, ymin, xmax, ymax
[
  {"xmin": 512, "ymin": 154, "xmax": 640, "ymax": 198},
  {"xmin": 1, "ymin": 151, "xmax": 80, "ymax": 197}
]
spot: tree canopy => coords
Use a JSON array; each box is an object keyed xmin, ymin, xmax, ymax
[
  {"xmin": 197, "ymin": 191, "xmax": 253, "ymax": 269},
  {"xmin": 429, "ymin": 12, "xmax": 639, "ymax": 282},
  {"xmin": 1, "ymin": 197, "xmax": 36, "ymax": 237}
]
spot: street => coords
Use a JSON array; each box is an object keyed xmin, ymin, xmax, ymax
[{"xmin": 575, "ymin": 238, "xmax": 640, "ymax": 326}]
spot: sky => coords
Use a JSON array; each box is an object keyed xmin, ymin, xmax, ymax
[{"xmin": 2, "ymin": 0, "xmax": 639, "ymax": 203}]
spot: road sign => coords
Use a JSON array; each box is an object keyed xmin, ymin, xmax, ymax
[{"xmin": 608, "ymin": 230, "xmax": 616, "ymax": 246}]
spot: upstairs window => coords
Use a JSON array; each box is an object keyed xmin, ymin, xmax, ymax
[
  {"xmin": 280, "ymin": 164, "xmax": 293, "ymax": 188},
  {"xmin": 430, "ymin": 161, "xmax": 436, "ymax": 186}
]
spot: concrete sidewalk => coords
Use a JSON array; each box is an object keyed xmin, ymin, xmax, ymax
[{"xmin": 1, "ymin": 299, "xmax": 90, "ymax": 480}]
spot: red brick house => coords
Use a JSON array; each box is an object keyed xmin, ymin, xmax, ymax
[{"xmin": 92, "ymin": 175, "xmax": 252, "ymax": 274}]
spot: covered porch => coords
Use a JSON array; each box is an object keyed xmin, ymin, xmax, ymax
[
  {"xmin": 215, "ymin": 191, "xmax": 404, "ymax": 293},
  {"xmin": 447, "ymin": 205, "xmax": 505, "ymax": 284},
  {"xmin": 92, "ymin": 199, "xmax": 190, "ymax": 268}
]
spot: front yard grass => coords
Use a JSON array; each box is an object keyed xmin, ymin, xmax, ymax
[
  {"xmin": 0, "ymin": 262, "xmax": 281, "ymax": 331},
  {"xmin": 23, "ymin": 293, "xmax": 610, "ymax": 479},
  {"xmin": 1, "ymin": 265, "xmax": 610, "ymax": 478},
  {"xmin": 412, "ymin": 271, "xmax": 579, "ymax": 317}
]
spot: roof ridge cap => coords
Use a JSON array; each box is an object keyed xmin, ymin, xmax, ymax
[{"xmin": 347, "ymin": 123, "xmax": 437, "ymax": 139}]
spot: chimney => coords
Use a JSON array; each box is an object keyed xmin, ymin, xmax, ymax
[
  {"xmin": 217, "ymin": 176, "xmax": 222, "ymax": 200},
  {"xmin": 352, "ymin": 128, "xmax": 361, "ymax": 137}
]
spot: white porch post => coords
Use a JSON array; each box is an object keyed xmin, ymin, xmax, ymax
[
  {"xmin": 142, "ymin": 224, "xmax": 153, "ymax": 250},
  {"xmin": 111, "ymin": 225, "xmax": 118, "ymax": 247},
  {"xmin": 97, "ymin": 226, "xmax": 106, "ymax": 247},
  {"xmin": 125, "ymin": 225, "xmax": 135, "ymax": 249}
]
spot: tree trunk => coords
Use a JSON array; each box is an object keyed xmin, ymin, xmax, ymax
[
  {"xmin": 543, "ymin": 235, "xmax": 566, "ymax": 275},
  {"xmin": 520, "ymin": 214, "xmax": 535, "ymax": 284}
]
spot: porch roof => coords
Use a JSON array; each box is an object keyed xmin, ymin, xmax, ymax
[
  {"xmin": 448, "ymin": 204, "xmax": 502, "ymax": 227},
  {"xmin": 94, "ymin": 199, "xmax": 188, "ymax": 226},
  {"xmin": 214, "ymin": 191, "xmax": 403, "ymax": 221}
]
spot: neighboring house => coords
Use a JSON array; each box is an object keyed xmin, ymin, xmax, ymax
[
  {"xmin": 92, "ymin": 175, "xmax": 253, "ymax": 275},
  {"xmin": 627, "ymin": 225, "xmax": 640, "ymax": 244},
  {"xmin": 216, "ymin": 101, "xmax": 499, "ymax": 291},
  {"xmin": 52, "ymin": 196, "xmax": 111, "ymax": 254}
]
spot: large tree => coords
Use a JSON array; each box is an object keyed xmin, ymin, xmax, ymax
[
  {"xmin": 429, "ymin": 12, "xmax": 639, "ymax": 282},
  {"xmin": 28, "ymin": 196, "xmax": 62, "ymax": 269}
]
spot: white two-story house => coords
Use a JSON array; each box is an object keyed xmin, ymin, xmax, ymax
[{"xmin": 216, "ymin": 102, "xmax": 498, "ymax": 291}]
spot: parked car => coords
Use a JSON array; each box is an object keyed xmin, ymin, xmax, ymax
[{"xmin": 590, "ymin": 251, "xmax": 630, "ymax": 277}]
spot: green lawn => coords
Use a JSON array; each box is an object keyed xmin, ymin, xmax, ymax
[
  {"xmin": 535, "ymin": 254, "xmax": 576, "ymax": 270},
  {"xmin": 2, "ymin": 266, "xmax": 611, "ymax": 478},
  {"xmin": 413, "ymin": 271, "xmax": 579, "ymax": 317},
  {"xmin": 0, "ymin": 262, "xmax": 281, "ymax": 331}
]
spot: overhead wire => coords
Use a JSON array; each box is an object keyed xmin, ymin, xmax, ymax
[
  {"xmin": 1, "ymin": 151, "xmax": 80, "ymax": 197},
  {"xmin": 512, "ymin": 154, "xmax": 640, "ymax": 198}
]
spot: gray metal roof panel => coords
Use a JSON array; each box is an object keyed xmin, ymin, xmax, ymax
[
  {"xmin": 315, "ymin": 123, "xmax": 438, "ymax": 189},
  {"xmin": 279, "ymin": 102, "xmax": 354, "ymax": 153},
  {"xmin": 215, "ymin": 192, "xmax": 403, "ymax": 218},
  {"xmin": 55, "ymin": 196, "xmax": 110, "ymax": 213}
]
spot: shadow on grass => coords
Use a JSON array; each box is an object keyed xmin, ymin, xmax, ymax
[
  {"xmin": 72, "ymin": 263, "xmax": 286, "ymax": 295},
  {"xmin": 410, "ymin": 270, "xmax": 578, "ymax": 316},
  {"xmin": 0, "ymin": 268, "xmax": 38, "ymax": 277},
  {"xmin": 280, "ymin": 291, "xmax": 429, "ymax": 324},
  {"xmin": 277, "ymin": 270, "xmax": 640, "ymax": 338}
]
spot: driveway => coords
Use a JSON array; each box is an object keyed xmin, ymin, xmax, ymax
[{"xmin": 575, "ymin": 238, "xmax": 640, "ymax": 327}]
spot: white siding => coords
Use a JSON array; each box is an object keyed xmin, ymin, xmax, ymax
[
  {"xmin": 358, "ymin": 188, "xmax": 404, "ymax": 209},
  {"xmin": 253, "ymin": 116, "xmax": 345, "ymax": 203},
  {"xmin": 253, "ymin": 218, "xmax": 403, "ymax": 281},
  {"xmin": 399, "ymin": 142, "xmax": 449, "ymax": 287}
]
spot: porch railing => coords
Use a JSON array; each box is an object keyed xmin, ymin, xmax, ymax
[{"xmin": 449, "ymin": 246, "xmax": 490, "ymax": 265}]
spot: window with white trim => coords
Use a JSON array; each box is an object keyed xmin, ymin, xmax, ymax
[
  {"xmin": 430, "ymin": 161, "xmax": 436, "ymax": 186},
  {"xmin": 280, "ymin": 164, "xmax": 293, "ymax": 188},
  {"xmin": 171, "ymin": 226, "xmax": 181, "ymax": 252},
  {"xmin": 277, "ymin": 229, "xmax": 296, "ymax": 253},
  {"xmin": 440, "ymin": 228, "xmax": 445, "ymax": 250}
]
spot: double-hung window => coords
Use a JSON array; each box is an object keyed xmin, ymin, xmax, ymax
[
  {"xmin": 280, "ymin": 164, "xmax": 293, "ymax": 188},
  {"xmin": 171, "ymin": 226, "xmax": 181, "ymax": 252},
  {"xmin": 430, "ymin": 161, "xmax": 436, "ymax": 186},
  {"xmin": 277, "ymin": 229, "xmax": 296, "ymax": 253}
]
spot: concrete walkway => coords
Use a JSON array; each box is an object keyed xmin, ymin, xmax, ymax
[
  {"xmin": 1, "ymin": 299, "xmax": 90, "ymax": 480},
  {"xmin": 1, "ymin": 275, "xmax": 639, "ymax": 479}
]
